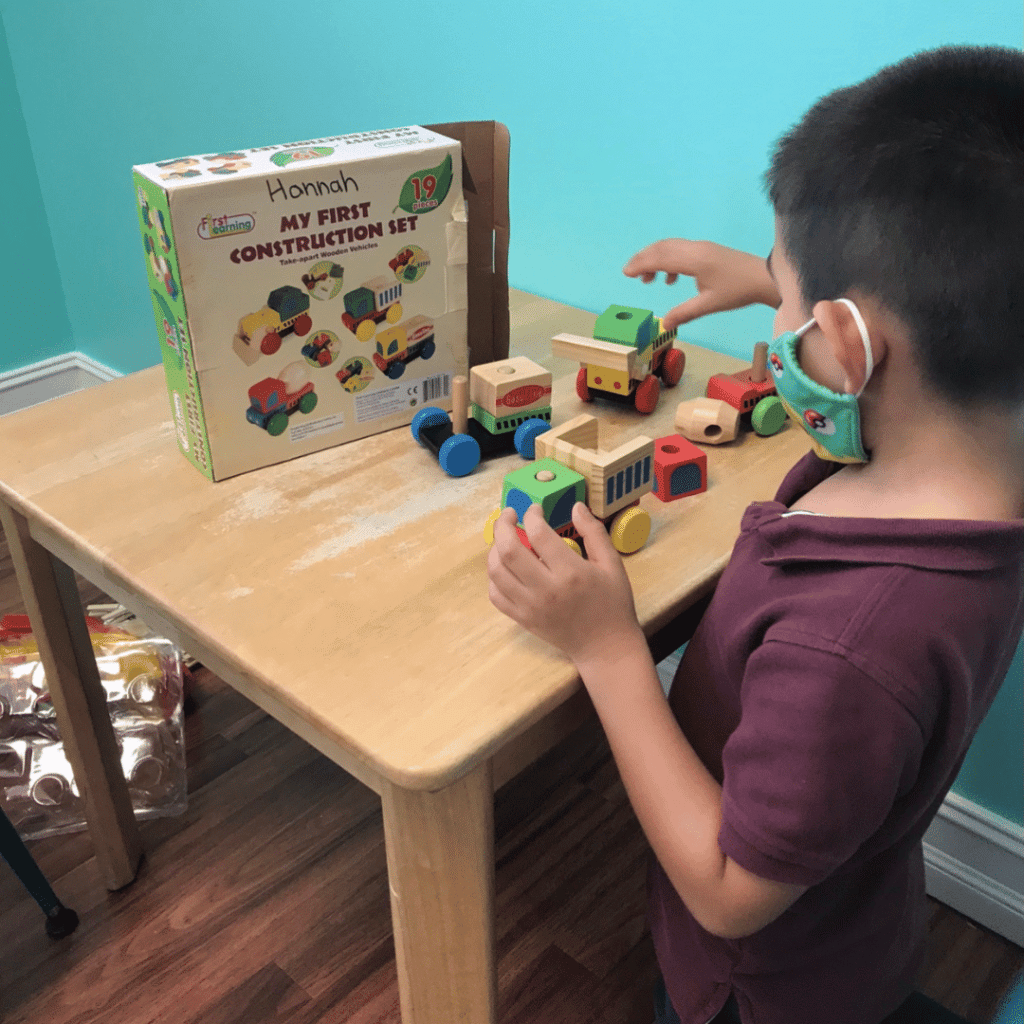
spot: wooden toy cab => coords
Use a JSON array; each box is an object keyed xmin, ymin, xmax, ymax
[
  {"xmin": 551, "ymin": 304, "xmax": 685, "ymax": 415},
  {"xmin": 484, "ymin": 413, "xmax": 655, "ymax": 556}
]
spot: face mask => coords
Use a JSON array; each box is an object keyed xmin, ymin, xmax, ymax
[{"xmin": 766, "ymin": 297, "xmax": 874, "ymax": 463}]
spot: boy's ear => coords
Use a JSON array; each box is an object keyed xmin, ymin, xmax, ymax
[{"xmin": 811, "ymin": 298, "xmax": 885, "ymax": 394}]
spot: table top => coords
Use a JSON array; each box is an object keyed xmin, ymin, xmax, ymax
[{"xmin": 0, "ymin": 290, "xmax": 809, "ymax": 790}]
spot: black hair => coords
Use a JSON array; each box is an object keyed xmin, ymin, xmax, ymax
[{"xmin": 766, "ymin": 45, "xmax": 1024, "ymax": 407}]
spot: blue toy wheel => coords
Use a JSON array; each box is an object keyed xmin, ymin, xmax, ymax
[
  {"xmin": 421, "ymin": 339, "xmax": 436, "ymax": 360},
  {"xmin": 438, "ymin": 433, "xmax": 481, "ymax": 477},
  {"xmin": 513, "ymin": 418, "xmax": 551, "ymax": 459},
  {"xmin": 386, "ymin": 360, "xmax": 405, "ymax": 380},
  {"xmin": 411, "ymin": 406, "xmax": 451, "ymax": 445}
]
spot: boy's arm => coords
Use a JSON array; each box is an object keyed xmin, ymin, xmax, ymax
[
  {"xmin": 487, "ymin": 503, "xmax": 807, "ymax": 939},
  {"xmin": 581, "ymin": 631, "xmax": 807, "ymax": 939},
  {"xmin": 623, "ymin": 239, "xmax": 781, "ymax": 330}
]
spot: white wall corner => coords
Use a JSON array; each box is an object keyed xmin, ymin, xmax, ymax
[
  {"xmin": 0, "ymin": 352, "xmax": 122, "ymax": 416},
  {"xmin": 924, "ymin": 791, "xmax": 1024, "ymax": 946}
]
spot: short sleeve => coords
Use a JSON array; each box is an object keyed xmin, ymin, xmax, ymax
[{"xmin": 718, "ymin": 638, "xmax": 925, "ymax": 887}]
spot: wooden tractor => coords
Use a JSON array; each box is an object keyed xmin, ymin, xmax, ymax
[
  {"xmin": 232, "ymin": 286, "xmax": 313, "ymax": 365},
  {"xmin": 705, "ymin": 341, "xmax": 787, "ymax": 437}
]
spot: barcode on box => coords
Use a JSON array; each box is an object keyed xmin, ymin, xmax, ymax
[{"xmin": 423, "ymin": 374, "xmax": 450, "ymax": 402}]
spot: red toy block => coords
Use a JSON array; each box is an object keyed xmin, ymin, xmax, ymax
[{"xmin": 652, "ymin": 435, "xmax": 707, "ymax": 502}]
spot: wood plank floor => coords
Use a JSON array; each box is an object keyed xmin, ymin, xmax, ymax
[{"xmin": 0, "ymin": 535, "xmax": 1021, "ymax": 1024}]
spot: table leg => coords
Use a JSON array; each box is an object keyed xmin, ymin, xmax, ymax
[
  {"xmin": 0, "ymin": 503, "xmax": 142, "ymax": 890},
  {"xmin": 381, "ymin": 761, "xmax": 496, "ymax": 1024}
]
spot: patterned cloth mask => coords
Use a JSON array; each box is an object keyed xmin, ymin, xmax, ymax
[{"xmin": 766, "ymin": 298, "xmax": 874, "ymax": 463}]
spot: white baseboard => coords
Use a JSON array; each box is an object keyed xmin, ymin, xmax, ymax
[
  {"xmin": 924, "ymin": 792, "xmax": 1024, "ymax": 946},
  {"xmin": 0, "ymin": 352, "xmax": 121, "ymax": 416},
  {"xmin": 655, "ymin": 653, "xmax": 1022, "ymax": 947}
]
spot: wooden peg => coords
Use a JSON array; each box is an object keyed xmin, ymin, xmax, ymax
[
  {"xmin": 452, "ymin": 375, "xmax": 468, "ymax": 436},
  {"xmin": 750, "ymin": 342, "xmax": 768, "ymax": 383}
]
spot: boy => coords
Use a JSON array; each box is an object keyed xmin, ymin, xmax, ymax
[{"xmin": 487, "ymin": 45, "xmax": 1024, "ymax": 1024}]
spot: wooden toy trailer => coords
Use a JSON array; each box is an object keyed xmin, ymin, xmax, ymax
[{"xmin": 485, "ymin": 413, "xmax": 655, "ymax": 556}]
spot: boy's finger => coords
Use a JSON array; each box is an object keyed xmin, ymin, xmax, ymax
[
  {"xmin": 521, "ymin": 502, "xmax": 576, "ymax": 567},
  {"xmin": 487, "ymin": 544, "xmax": 532, "ymax": 611},
  {"xmin": 493, "ymin": 506, "xmax": 550, "ymax": 586},
  {"xmin": 662, "ymin": 292, "xmax": 720, "ymax": 329},
  {"xmin": 623, "ymin": 239, "xmax": 696, "ymax": 279},
  {"xmin": 570, "ymin": 502, "xmax": 620, "ymax": 569},
  {"xmin": 488, "ymin": 568, "xmax": 530, "ymax": 626}
]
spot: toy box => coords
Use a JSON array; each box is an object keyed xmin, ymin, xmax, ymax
[{"xmin": 132, "ymin": 123, "xmax": 510, "ymax": 481}]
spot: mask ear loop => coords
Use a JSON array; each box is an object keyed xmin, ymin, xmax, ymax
[
  {"xmin": 835, "ymin": 298, "xmax": 874, "ymax": 396},
  {"xmin": 794, "ymin": 316, "xmax": 816, "ymax": 338}
]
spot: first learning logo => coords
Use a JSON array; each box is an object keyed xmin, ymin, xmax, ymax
[{"xmin": 197, "ymin": 212, "xmax": 256, "ymax": 240}]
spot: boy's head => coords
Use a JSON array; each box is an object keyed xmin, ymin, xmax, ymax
[{"xmin": 765, "ymin": 45, "xmax": 1024, "ymax": 409}]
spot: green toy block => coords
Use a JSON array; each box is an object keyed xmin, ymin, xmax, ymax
[
  {"xmin": 472, "ymin": 402, "xmax": 552, "ymax": 436},
  {"xmin": 501, "ymin": 458, "xmax": 586, "ymax": 529},
  {"xmin": 593, "ymin": 304, "xmax": 656, "ymax": 349}
]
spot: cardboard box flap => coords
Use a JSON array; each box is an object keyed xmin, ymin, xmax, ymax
[{"xmin": 426, "ymin": 121, "xmax": 510, "ymax": 368}]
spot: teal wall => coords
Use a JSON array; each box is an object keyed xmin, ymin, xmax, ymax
[
  {"xmin": 2, "ymin": 2, "xmax": 1021, "ymax": 823},
  {"xmin": 0, "ymin": 13, "xmax": 72, "ymax": 374},
  {"xmin": 955, "ymin": 637, "xmax": 1023, "ymax": 824}
]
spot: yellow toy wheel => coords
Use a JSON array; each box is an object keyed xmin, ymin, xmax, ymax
[
  {"xmin": 483, "ymin": 507, "xmax": 502, "ymax": 545},
  {"xmin": 563, "ymin": 537, "xmax": 582, "ymax": 556},
  {"xmin": 356, "ymin": 319, "xmax": 376, "ymax": 342},
  {"xmin": 609, "ymin": 506, "xmax": 651, "ymax": 554},
  {"xmin": 386, "ymin": 302, "xmax": 403, "ymax": 324}
]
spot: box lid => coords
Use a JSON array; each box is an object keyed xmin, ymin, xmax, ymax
[{"xmin": 132, "ymin": 126, "xmax": 460, "ymax": 189}]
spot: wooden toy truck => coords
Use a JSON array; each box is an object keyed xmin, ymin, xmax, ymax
[
  {"xmin": 552, "ymin": 304, "xmax": 685, "ymax": 415},
  {"xmin": 485, "ymin": 413, "xmax": 655, "ymax": 556},
  {"xmin": 341, "ymin": 277, "xmax": 403, "ymax": 341},
  {"xmin": 411, "ymin": 357, "xmax": 553, "ymax": 477}
]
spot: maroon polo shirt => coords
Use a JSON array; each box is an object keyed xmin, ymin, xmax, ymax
[{"xmin": 650, "ymin": 452, "xmax": 1024, "ymax": 1024}]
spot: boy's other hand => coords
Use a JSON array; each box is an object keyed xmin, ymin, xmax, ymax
[
  {"xmin": 487, "ymin": 502, "xmax": 643, "ymax": 672},
  {"xmin": 623, "ymin": 239, "xmax": 781, "ymax": 331}
]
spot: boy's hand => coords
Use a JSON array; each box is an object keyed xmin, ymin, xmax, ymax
[
  {"xmin": 623, "ymin": 239, "xmax": 780, "ymax": 331},
  {"xmin": 487, "ymin": 502, "xmax": 644, "ymax": 672}
]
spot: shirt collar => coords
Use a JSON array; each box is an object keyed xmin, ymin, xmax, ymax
[{"xmin": 742, "ymin": 452, "xmax": 1024, "ymax": 573}]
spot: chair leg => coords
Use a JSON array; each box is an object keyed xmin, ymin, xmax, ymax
[{"xmin": 0, "ymin": 806, "xmax": 79, "ymax": 939}]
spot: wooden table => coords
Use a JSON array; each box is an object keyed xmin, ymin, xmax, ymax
[{"xmin": 0, "ymin": 290, "xmax": 809, "ymax": 1023}]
